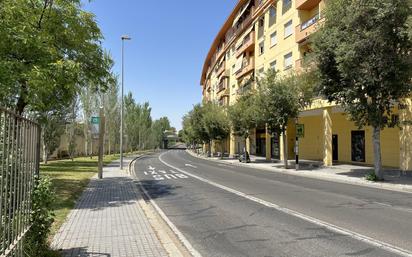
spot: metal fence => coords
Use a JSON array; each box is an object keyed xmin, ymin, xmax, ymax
[{"xmin": 0, "ymin": 108, "xmax": 41, "ymax": 257}]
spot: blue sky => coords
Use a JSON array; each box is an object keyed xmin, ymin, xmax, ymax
[{"xmin": 82, "ymin": 0, "xmax": 237, "ymax": 130}]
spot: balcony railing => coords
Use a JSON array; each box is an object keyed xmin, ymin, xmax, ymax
[
  {"xmin": 216, "ymin": 80, "xmax": 227, "ymax": 94},
  {"xmin": 236, "ymin": 57, "xmax": 255, "ymax": 79},
  {"xmin": 295, "ymin": 15, "xmax": 324, "ymax": 43},
  {"xmin": 225, "ymin": 7, "xmax": 255, "ymax": 44},
  {"xmin": 236, "ymin": 31, "xmax": 255, "ymax": 57},
  {"xmin": 296, "ymin": 0, "xmax": 321, "ymax": 10},
  {"xmin": 216, "ymin": 61, "xmax": 226, "ymax": 76}
]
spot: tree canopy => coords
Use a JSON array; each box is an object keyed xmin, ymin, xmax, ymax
[
  {"xmin": 0, "ymin": 0, "xmax": 112, "ymax": 114},
  {"xmin": 312, "ymin": 0, "xmax": 412, "ymax": 178}
]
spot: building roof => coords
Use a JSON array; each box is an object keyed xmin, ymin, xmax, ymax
[{"xmin": 200, "ymin": 0, "xmax": 251, "ymax": 86}]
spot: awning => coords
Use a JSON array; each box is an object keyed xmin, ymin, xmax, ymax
[
  {"xmin": 232, "ymin": 1, "xmax": 251, "ymax": 26},
  {"xmin": 236, "ymin": 25, "xmax": 254, "ymax": 49},
  {"xmin": 234, "ymin": 55, "xmax": 244, "ymax": 73}
]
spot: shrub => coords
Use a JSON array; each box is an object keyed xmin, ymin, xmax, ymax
[
  {"xmin": 365, "ymin": 171, "xmax": 384, "ymax": 182},
  {"xmin": 24, "ymin": 176, "xmax": 55, "ymax": 256}
]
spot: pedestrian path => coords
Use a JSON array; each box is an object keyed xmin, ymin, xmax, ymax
[
  {"xmin": 188, "ymin": 150, "xmax": 412, "ymax": 193},
  {"xmin": 52, "ymin": 157, "xmax": 170, "ymax": 257}
]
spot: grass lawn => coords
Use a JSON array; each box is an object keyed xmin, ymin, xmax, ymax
[{"xmin": 40, "ymin": 154, "xmax": 121, "ymax": 238}]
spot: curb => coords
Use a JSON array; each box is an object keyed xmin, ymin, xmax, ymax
[
  {"xmin": 129, "ymin": 154, "xmax": 201, "ymax": 257},
  {"xmin": 186, "ymin": 150, "xmax": 412, "ymax": 194}
]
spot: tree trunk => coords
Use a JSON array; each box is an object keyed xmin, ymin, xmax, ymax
[
  {"xmin": 372, "ymin": 126, "xmax": 384, "ymax": 180},
  {"xmin": 90, "ymin": 140, "xmax": 93, "ymax": 159},
  {"xmin": 43, "ymin": 143, "xmax": 48, "ymax": 164},
  {"xmin": 84, "ymin": 138, "xmax": 88, "ymax": 158},
  {"xmin": 208, "ymin": 140, "xmax": 212, "ymax": 157},
  {"xmin": 282, "ymin": 128, "xmax": 288, "ymax": 169},
  {"xmin": 108, "ymin": 137, "xmax": 111, "ymax": 155}
]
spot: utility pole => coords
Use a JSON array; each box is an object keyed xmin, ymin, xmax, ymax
[
  {"xmin": 120, "ymin": 35, "xmax": 131, "ymax": 170},
  {"xmin": 98, "ymin": 107, "xmax": 105, "ymax": 179}
]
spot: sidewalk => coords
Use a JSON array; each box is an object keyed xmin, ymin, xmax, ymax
[
  {"xmin": 187, "ymin": 150, "xmax": 412, "ymax": 193},
  {"xmin": 52, "ymin": 157, "xmax": 171, "ymax": 257}
]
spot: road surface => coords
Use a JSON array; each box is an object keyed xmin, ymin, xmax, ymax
[{"xmin": 133, "ymin": 150, "xmax": 412, "ymax": 257}]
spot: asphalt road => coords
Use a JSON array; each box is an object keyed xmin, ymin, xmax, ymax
[{"xmin": 133, "ymin": 150, "xmax": 412, "ymax": 257}]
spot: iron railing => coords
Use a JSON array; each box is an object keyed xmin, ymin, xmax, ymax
[{"xmin": 0, "ymin": 107, "xmax": 41, "ymax": 257}]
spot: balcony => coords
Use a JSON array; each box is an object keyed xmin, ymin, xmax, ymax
[
  {"xmin": 236, "ymin": 57, "xmax": 255, "ymax": 79},
  {"xmin": 236, "ymin": 31, "xmax": 255, "ymax": 57},
  {"xmin": 216, "ymin": 61, "xmax": 226, "ymax": 77},
  {"xmin": 217, "ymin": 79, "xmax": 229, "ymax": 96},
  {"xmin": 225, "ymin": 7, "xmax": 255, "ymax": 44},
  {"xmin": 218, "ymin": 96, "xmax": 229, "ymax": 107},
  {"xmin": 296, "ymin": 0, "xmax": 321, "ymax": 10},
  {"xmin": 295, "ymin": 15, "xmax": 324, "ymax": 43}
]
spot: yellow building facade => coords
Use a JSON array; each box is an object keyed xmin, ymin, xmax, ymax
[{"xmin": 200, "ymin": 0, "xmax": 412, "ymax": 171}]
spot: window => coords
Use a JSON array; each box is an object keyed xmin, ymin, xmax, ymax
[
  {"xmin": 259, "ymin": 41, "xmax": 265, "ymax": 55},
  {"xmin": 232, "ymin": 64, "xmax": 236, "ymax": 74},
  {"xmin": 258, "ymin": 17, "xmax": 265, "ymax": 39},
  {"xmin": 226, "ymin": 49, "xmax": 231, "ymax": 59},
  {"xmin": 284, "ymin": 52, "xmax": 293, "ymax": 69},
  {"xmin": 270, "ymin": 31, "xmax": 277, "ymax": 47},
  {"xmin": 282, "ymin": 0, "xmax": 292, "ymax": 14},
  {"xmin": 269, "ymin": 6, "xmax": 276, "ymax": 27},
  {"xmin": 270, "ymin": 60, "xmax": 277, "ymax": 70},
  {"xmin": 284, "ymin": 20, "xmax": 293, "ymax": 38}
]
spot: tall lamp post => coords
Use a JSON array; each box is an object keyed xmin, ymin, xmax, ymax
[{"xmin": 120, "ymin": 35, "xmax": 131, "ymax": 170}]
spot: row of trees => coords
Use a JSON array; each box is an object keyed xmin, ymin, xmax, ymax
[
  {"xmin": 183, "ymin": 0, "xmax": 412, "ymax": 179},
  {"xmin": 182, "ymin": 69, "xmax": 314, "ymax": 165},
  {"xmin": 0, "ymin": 0, "xmax": 172, "ymax": 162}
]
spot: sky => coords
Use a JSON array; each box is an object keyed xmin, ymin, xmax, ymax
[{"xmin": 82, "ymin": 0, "xmax": 238, "ymax": 130}]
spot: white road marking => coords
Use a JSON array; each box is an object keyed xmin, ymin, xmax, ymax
[
  {"xmin": 133, "ymin": 165, "xmax": 204, "ymax": 257},
  {"xmin": 185, "ymin": 164, "xmax": 198, "ymax": 169},
  {"xmin": 159, "ymin": 152, "xmax": 412, "ymax": 257},
  {"xmin": 143, "ymin": 169, "xmax": 188, "ymax": 180},
  {"xmin": 148, "ymin": 166, "xmax": 156, "ymax": 171}
]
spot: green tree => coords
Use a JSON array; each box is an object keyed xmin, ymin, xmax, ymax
[
  {"xmin": 0, "ymin": 0, "xmax": 111, "ymax": 114},
  {"xmin": 202, "ymin": 102, "xmax": 230, "ymax": 157},
  {"xmin": 191, "ymin": 104, "xmax": 210, "ymax": 146},
  {"xmin": 139, "ymin": 102, "xmax": 153, "ymax": 149},
  {"xmin": 228, "ymin": 92, "xmax": 260, "ymax": 154},
  {"xmin": 257, "ymin": 70, "xmax": 313, "ymax": 168},
  {"xmin": 181, "ymin": 112, "xmax": 198, "ymax": 148},
  {"xmin": 66, "ymin": 98, "xmax": 80, "ymax": 161},
  {"xmin": 151, "ymin": 117, "xmax": 171, "ymax": 148},
  {"xmin": 38, "ymin": 112, "xmax": 65, "ymax": 164},
  {"xmin": 103, "ymin": 75, "xmax": 120, "ymax": 154},
  {"xmin": 124, "ymin": 93, "xmax": 140, "ymax": 151},
  {"xmin": 312, "ymin": 0, "xmax": 412, "ymax": 179}
]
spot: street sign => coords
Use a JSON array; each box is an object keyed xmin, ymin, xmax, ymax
[
  {"xmin": 296, "ymin": 124, "xmax": 305, "ymax": 138},
  {"xmin": 91, "ymin": 116, "xmax": 100, "ymax": 138}
]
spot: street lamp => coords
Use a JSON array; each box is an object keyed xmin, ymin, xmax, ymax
[{"xmin": 120, "ymin": 35, "xmax": 131, "ymax": 170}]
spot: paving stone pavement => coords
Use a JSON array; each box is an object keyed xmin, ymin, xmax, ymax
[{"xmin": 52, "ymin": 157, "xmax": 169, "ymax": 257}]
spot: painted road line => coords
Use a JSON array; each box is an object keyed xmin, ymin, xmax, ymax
[
  {"xmin": 185, "ymin": 164, "xmax": 198, "ymax": 169},
  {"xmin": 159, "ymin": 151, "xmax": 412, "ymax": 257},
  {"xmin": 133, "ymin": 161, "xmax": 203, "ymax": 257}
]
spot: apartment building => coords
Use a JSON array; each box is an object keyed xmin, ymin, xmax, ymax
[{"xmin": 200, "ymin": 0, "xmax": 412, "ymax": 171}]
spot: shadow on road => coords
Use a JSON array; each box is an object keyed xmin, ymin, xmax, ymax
[{"xmin": 135, "ymin": 179, "xmax": 181, "ymax": 200}]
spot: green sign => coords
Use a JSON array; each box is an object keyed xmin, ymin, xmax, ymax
[
  {"xmin": 91, "ymin": 117, "xmax": 100, "ymax": 125},
  {"xmin": 296, "ymin": 124, "xmax": 305, "ymax": 138}
]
